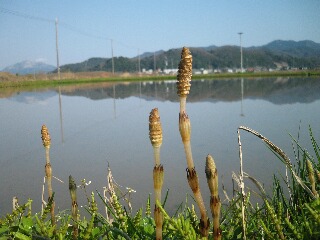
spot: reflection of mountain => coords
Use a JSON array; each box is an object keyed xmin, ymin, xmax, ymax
[
  {"xmin": 60, "ymin": 78, "xmax": 320, "ymax": 105},
  {"xmin": 8, "ymin": 91, "xmax": 56, "ymax": 104}
]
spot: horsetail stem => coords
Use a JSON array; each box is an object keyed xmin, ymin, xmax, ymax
[
  {"xmin": 153, "ymin": 165, "xmax": 164, "ymax": 206},
  {"xmin": 154, "ymin": 205, "xmax": 163, "ymax": 240},
  {"xmin": 177, "ymin": 47, "xmax": 209, "ymax": 238},
  {"xmin": 41, "ymin": 125, "xmax": 55, "ymax": 226},
  {"xmin": 179, "ymin": 113, "xmax": 194, "ymax": 170},
  {"xmin": 69, "ymin": 175, "xmax": 78, "ymax": 240},
  {"xmin": 149, "ymin": 108, "xmax": 164, "ymax": 240},
  {"xmin": 205, "ymin": 155, "xmax": 222, "ymax": 240},
  {"xmin": 187, "ymin": 168, "xmax": 210, "ymax": 237}
]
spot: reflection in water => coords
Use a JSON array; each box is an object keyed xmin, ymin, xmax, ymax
[
  {"xmin": 113, "ymin": 84, "xmax": 117, "ymax": 119},
  {"xmin": 52, "ymin": 77, "xmax": 320, "ymax": 104},
  {"xmin": 240, "ymin": 78, "xmax": 244, "ymax": 117},
  {"xmin": 2, "ymin": 77, "xmax": 320, "ymax": 104},
  {"xmin": 139, "ymin": 82, "xmax": 142, "ymax": 106},
  {"xmin": 58, "ymin": 86, "xmax": 64, "ymax": 143},
  {"xmin": 0, "ymin": 77, "xmax": 320, "ymax": 217}
]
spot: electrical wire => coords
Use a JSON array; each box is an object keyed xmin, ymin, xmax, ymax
[
  {"xmin": 0, "ymin": 7, "xmax": 151, "ymax": 58},
  {"xmin": 0, "ymin": 7, "xmax": 54, "ymax": 23}
]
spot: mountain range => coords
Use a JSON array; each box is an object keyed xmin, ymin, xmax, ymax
[
  {"xmin": 59, "ymin": 40, "xmax": 320, "ymax": 73},
  {"xmin": 2, "ymin": 60, "xmax": 55, "ymax": 75},
  {"xmin": 2, "ymin": 40, "xmax": 320, "ymax": 75}
]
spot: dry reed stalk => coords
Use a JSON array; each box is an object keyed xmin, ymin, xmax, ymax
[
  {"xmin": 238, "ymin": 126, "xmax": 316, "ymax": 199},
  {"xmin": 177, "ymin": 47, "xmax": 209, "ymax": 237},
  {"xmin": 205, "ymin": 155, "xmax": 222, "ymax": 240},
  {"xmin": 69, "ymin": 175, "xmax": 79, "ymax": 240},
  {"xmin": 237, "ymin": 128, "xmax": 247, "ymax": 240},
  {"xmin": 41, "ymin": 125, "xmax": 55, "ymax": 225},
  {"xmin": 149, "ymin": 108, "xmax": 164, "ymax": 240}
]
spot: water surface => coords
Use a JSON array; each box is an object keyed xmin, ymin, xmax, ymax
[{"xmin": 1, "ymin": 77, "xmax": 319, "ymax": 216}]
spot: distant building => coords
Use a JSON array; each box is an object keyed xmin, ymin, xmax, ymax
[{"xmin": 163, "ymin": 69, "xmax": 178, "ymax": 75}]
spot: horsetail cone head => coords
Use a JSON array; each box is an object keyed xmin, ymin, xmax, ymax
[
  {"xmin": 205, "ymin": 154, "xmax": 218, "ymax": 195},
  {"xmin": 179, "ymin": 112, "xmax": 191, "ymax": 142},
  {"xmin": 177, "ymin": 47, "xmax": 192, "ymax": 97},
  {"xmin": 41, "ymin": 125, "xmax": 51, "ymax": 148},
  {"xmin": 149, "ymin": 108, "xmax": 163, "ymax": 148}
]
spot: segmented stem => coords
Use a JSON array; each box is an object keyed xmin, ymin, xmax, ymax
[
  {"xmin": 205, "ymin": 155, "xmax": 222, "ymax": 240},
  {"xmin": 69, "ymin": 175, "xmax": 78, "ymax": 240}
]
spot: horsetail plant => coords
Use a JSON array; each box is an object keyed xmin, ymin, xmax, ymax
[
  {"xmin": 69, "ymin": 175, "xmax": 79, "ymax": 240},
  {"xmin": 41, "ymin": 125, "xmax": 55, "ymax": 226},
  {"xmin": 149, "ymin": 108, "xmax": 164, "ymax": 240},
  {"xmin": 205, "ymin": 154, "xmax": 222, "ymax": 240},
  {"xmin": 177, "ymin": 47, "xmax": 209, "ymax": 237}
]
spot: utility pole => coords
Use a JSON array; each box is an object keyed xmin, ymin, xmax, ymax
[
  {"xmin": 111, "ymin": 39, "xmax": 114, "ymax": 74},
  {"xmin": 138, "ymin": 48, "xmax": 141, "ymax": 75},
  {"xmin": 153, "ymin": 52, "xmax": 156, "ymax": 73},
  {"xmin": 238, "ymin": 32, "xmax": 243, "ymax": 73},
  {"xmin": 55, "ymin": 18, "xmax": 60, "ymax": 80}
]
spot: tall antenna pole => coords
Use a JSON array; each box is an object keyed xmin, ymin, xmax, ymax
[
  {"xmin": 238, "ymin": 32, "xmax": 243, "ymax": 73},
  {"xmin": 55, "ymin": 18, "xmax": 60, "ymax": 79},
  {"xmin": 111, "ymin": 39, "xmax": 114, "ymax": 74}
]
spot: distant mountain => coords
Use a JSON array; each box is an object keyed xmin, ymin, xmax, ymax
[
  {"xmin": 2, "ymin": 60, "xmax": 55, "ymax": 75},
  {"xmin": 136, "ymin": 50, "xmax": 165, "ymax": 59},
  {"xmin": 57, "ymin": 40, "xmax": 320, "ymax": 73},
  {"xmin": 262, "ymin": 40, "xmax": 320, "ymax": 58},
  {"xmin": 199, "ymin": 45, "xmax": 218, "ymax": 51}
]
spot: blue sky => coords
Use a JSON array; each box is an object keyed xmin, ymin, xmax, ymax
[{"xmin": 1, "ymin": 0, "xmax": 319, "ymax": 70}]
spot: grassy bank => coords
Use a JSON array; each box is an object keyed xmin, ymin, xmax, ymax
[{"xmin": 1, "ymin": 70, "xmax": 319, "ymax": 89}]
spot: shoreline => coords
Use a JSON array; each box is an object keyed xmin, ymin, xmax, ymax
[{"xmin": 1, "ymin": 70, "xmax": 319, "ymax": 88}]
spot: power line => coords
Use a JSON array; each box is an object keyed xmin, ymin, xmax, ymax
[
  {"xmin": 59, "ymin": 21, "xmax": 108, "ymax": 41},
  {"xmin": 0, "ymin": 7, "xmax": 54, "ymax": 23},
  {"xmin": 1, "ymin": 7, "xmax": 149, "ymax": 60}
]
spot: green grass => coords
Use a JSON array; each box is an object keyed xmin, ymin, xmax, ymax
[
  {"xmin": 1, "ymin": 70, "xmax": 319, "ymax": 89},
  {"xmin": 0, "ymin": 126, "xmax": 319, "ymax": 239}
]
